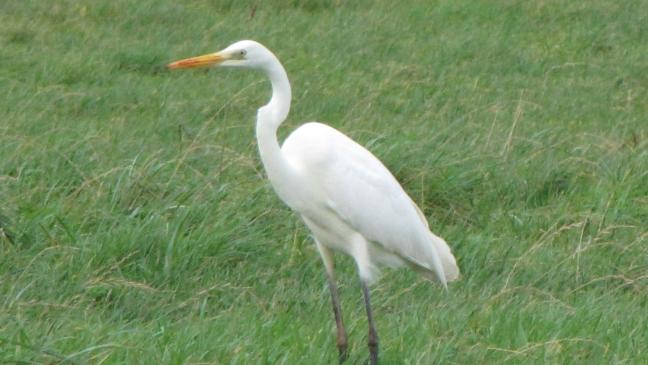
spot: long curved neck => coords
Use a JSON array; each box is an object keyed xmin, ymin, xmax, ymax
[
  {"xmin": 255, "ymin": 58, "xmax": 296, "ymax": 201},
  {"xmin": 263, "ymin": 61, "xmax": 292, "ymax": 126}
]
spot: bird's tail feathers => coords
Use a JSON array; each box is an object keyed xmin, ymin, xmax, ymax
[
  {"xmin": 409, "ymin": 200, "xmax": 460, "ymax": 284},
  {"xmin": 428, "ymin": 231, "xmax": 460, "ymax": 282},
  {"xmin": 409, "ymin": 231, "xmax": 460, "ymax": 288}
]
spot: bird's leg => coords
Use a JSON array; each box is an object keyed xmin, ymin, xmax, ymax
[
  {"xmin": 314, "ymin": 240, "xmax": 348, "ymax": 363},
  {"xmin": 327, "ymin": 275, "xmax": 349, "ymax": 364},
  {"xmin": 361, "ymin": 281, "xmax": 379, "ymax": 365}
]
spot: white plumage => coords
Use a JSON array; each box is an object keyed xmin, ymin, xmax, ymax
[
  {"xmin": 281, "ymin": 122, "xmax": 459, "ymax": 285},
  {"xmin": 168, "ymin": 40, "xmax": 459, "ymax": 365}
]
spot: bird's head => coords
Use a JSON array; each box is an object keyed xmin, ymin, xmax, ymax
[{"xmin": 167, "ymin": 40, "xmax": 276, "ymax": 71}]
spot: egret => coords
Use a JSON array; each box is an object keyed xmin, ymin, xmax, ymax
[{"xmin": 167, "ymin": 40, "xmax": 459, "ymax": 364}]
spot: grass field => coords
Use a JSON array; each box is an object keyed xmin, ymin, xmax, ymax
[{"xmin": 1, "ymin": 0, "xmax": 647, "ymax": 363}]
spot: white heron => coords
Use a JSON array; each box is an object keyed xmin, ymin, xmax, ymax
[{"xmin": 167, "ymin": 40, "xmax": 459, "ymax": 364}]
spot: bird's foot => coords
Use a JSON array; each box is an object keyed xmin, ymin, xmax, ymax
[
  {"xmin": 337, "ymin": 343, "xmax": 348, "ymax": 364},
  {"xmin": 368, "ymin": 340, "xmax": 378, "ymax": 365}
]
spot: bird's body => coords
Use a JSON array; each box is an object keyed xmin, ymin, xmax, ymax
[
  {"xmin": 168, "ymin": 40, "xmax": 459, "ymax": 365},
  {"xmin": 280, "ymin": 122, "xmax": 458, "ymax": 284}
]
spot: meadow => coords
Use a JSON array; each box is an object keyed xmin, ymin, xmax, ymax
[{"xmin": 1, "ymin": 0, "xmax": 647, "ymax": 363}]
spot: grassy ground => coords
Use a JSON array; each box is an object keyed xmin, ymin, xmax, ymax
[{"xmin": 1, "ymin": 0, "xmax": 647, "ymax": 363}]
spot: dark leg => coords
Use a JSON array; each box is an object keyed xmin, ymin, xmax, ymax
[
  {"xmin": 361, "ymin": 281, "xmax": 379, "ymax": 365},
  {"xmin": 327, "ymin": 276, "xmax": 349, "ymax": 364}
]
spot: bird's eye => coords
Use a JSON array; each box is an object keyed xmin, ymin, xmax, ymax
[{"xmin": 239, "ymin": 50, "xmax": 247, "ymax": 57}]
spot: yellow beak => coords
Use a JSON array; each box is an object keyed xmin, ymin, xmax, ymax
[{"xmin": 167, "ymin": 52, "xmax": 227, "ymax": 69}]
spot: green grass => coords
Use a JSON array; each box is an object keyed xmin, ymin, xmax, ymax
[{"xmin": 1, "ymin": 0, "xmax": 647, "ymax": 363}]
